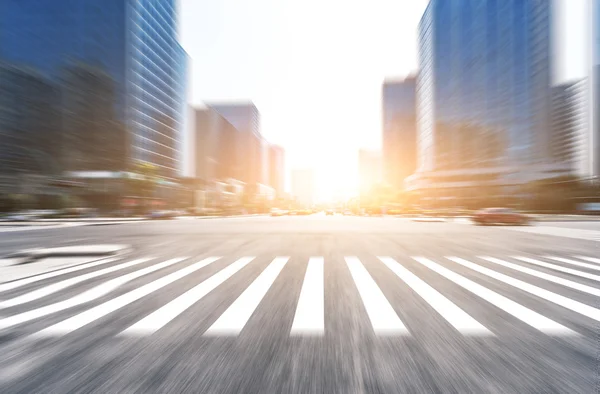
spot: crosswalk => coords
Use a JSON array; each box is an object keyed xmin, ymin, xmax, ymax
[{"xmin": 1, "ymin": 252, "xmax": 599, "ymax": 340}]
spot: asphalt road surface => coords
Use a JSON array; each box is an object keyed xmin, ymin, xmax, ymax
[{"xmin": 0, "ymin": 215, "xmax": 598, "ymax": 393}]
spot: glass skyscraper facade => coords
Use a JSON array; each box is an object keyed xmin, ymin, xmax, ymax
[
  {"xmin": 129, "ymin": 0, "xmax": 187, "ymax": 177},
  {"xmin": 0, "ymin": 0, "xmax": 187, "ymax": 177},
  {"xmin": 417, "ymin": 0, "xmax": 553, "ymax": 180}
]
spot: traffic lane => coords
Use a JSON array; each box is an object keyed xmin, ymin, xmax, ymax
[{"xmin": 0, "ymin": 248, "xmax": 593, "ymax": 393}]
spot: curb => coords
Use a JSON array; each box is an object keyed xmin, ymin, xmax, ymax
[{"xmin": 4, "ymin": 244, "xmax": 131, "ymax": 265}]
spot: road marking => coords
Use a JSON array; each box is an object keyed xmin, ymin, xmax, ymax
[
  {"xmin": 0, "ymin": 256, "xmax": 120, "ymax": 292},
  {"xmin": 0, "ymin": 257, "xmax": 187, "ymax": 330},
  {"xmin": 345, "ymin": 257, "xmax": 407, "ymax": 335},
  {"xmin": 576, "ymin": 256, "xmax": 600, "ymax": 265},
  {"xmin": 121, "ymin": 256, "xmax": 255, "ymax": 335},
  {"xmin": 505, "ymin": 226, "xmax": 600, "ymax": 242},
  {"xmin": 545, "ymin": 256, "xmax": 600, "ymax": 272},
  {"xmin": 413, "ymin": 257, "xmax": 572, "ymax": 334},
  {"xmin": 204, "ymin": 257, "xmax": 289, "ymax": 336},
  {"xmin": 0, "ymin": 257, "xmax": 152, "ymax": 308},
  {"xmin": 448, "ymin": 257, "xmax": 600, "ymax": 323},
  {"xmin": 33, "ymin": 256, "xmax": 220, "ymax": 336},
  {"xmin": 291, "ymin": 257, "xmax": 324, "ymax": 335},
  {"xmin": 514, "ymin": 257, "xmax": 600, "ymax": 282},
  {"xmin": 379, "ymin": 257, "xmax": 489, "ymax": 335},
  {"xmin": 480, "ymin": 257, "xmax": 600, "ymax": 297}
]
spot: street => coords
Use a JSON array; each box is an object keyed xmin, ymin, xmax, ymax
[{"xmin": 0, "ymin": 215, "xmax": 598, "ymax": 393}]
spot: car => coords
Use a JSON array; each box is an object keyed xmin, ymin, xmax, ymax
[
  {"xmin": 270, "ymin": 208, "xmax": 285, "ymax": 217},
  {"xmin": 472, "ymin": 207, "xmax": 531, "ymax": 226},
  {"xmin": 147, "ymin": 210, "xmax": 176, "ymax": 220},
  {"xmin": 325, "ymin": 209, "xmax": 334, "ymax": 216}
]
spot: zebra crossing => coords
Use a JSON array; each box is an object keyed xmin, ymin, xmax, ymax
[{"xmin": 1, "ymin": 251, "xmax": 599, "ymax": 340}]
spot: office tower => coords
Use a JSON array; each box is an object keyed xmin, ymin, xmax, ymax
[
  {"xmin": 382, "ymin": 77, "xmax": 417, "ymax": 190},
  {"xmin": 0, "ymin": 0, "xmax": 187, "ymax": 177},
  {"xmin": 358, "ymin": 149, "xmax": 382, "ymax": 196},
  {"xmin": 206, "ymin": 102, "xmax": 262, "ymax": 185},
  {"xmin": 291, "ymin": 169, "xmax": 315, "ymax": 207},
  {"xmin": 413, "ymin": 0, "xmax": 555, "ymax": 193},
  {"xmin": 193, "ymin": 108, "xmax": 239, "ymax": 183},
  {"xmin": 551, "ymin": 81, "xmax": 589, "ymax": 176}
]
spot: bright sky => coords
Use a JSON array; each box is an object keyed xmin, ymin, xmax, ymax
[
  {"xmin": 180, "ymin": 0, "xmax": 588, "ymax": 202},
  {"xmin": 180, "ymin": 0, "xmax": 428, "ymax": 201}
]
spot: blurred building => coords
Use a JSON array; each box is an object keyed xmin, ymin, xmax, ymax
[
  {"xmin": 593, "ymin": 0, "xmax": 600, "ymax": 178},
  {"xmin": 410, "ymin": 0, "xmax": 560, "ymax": 197},
  {"xmin": 291, "ymin": 169, "xmax": 315, "ymax": 207},
  {"xmin": 0, "ymin": 0, "xmax": 187, "ymax": 177},
  {"xmin": 551, "ymin": 81, "xmax": 589, "ymax": 176},
  {"xmin": 268, "ymin": 145, "xmax": 285, "ymax": 196},
  {"xmin": 382, "ymin": 77, "xmax": 417, "ymax": 190},
  {"xmin": 0, "ymin": 63, "xmax": 61, "ymax": 177},
  {"xmin": 207, "ymin": 102, "xmax": 262, "ymax": 185},
  {"xmin": 193, "ymin": 107, "xmax": 240, "ymax": 184},
  {"xmin": 358, "ymin": 149, "xmax": 382, "ymax": 196}
]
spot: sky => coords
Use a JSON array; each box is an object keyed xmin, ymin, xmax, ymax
[
  {"xmin": 180, "ymin": 0, "xmax": 428, "ymax": 201},
  {"xmin": 180, "ymin": 0, "xmax": 588, "ymax": 201}
]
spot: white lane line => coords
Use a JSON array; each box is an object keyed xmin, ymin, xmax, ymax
[
  {"xmin": 0, "ymin": 257, "xmax": 187, "ymax": 330},
  {"xmin": 0, "ymin": 256, "xmax": 119, "ymax": 292},
  {"xmin": 0, "ymin": 257, "xmax": 153, "ymax": 308},
  {"xmin": 576, "ymin": 256, "xmax": 600, "ymax": 265},
  {"xmin": 121, "ymin": 256, "xmax": 255, "ymax": 335},
  {"xmin": 448, "ymin": 256, "xmax": 600, "ymax": 324},
  {"xmin": 514, "ymin": 256, "xmax": 600, "ymax": 282},
  {"xmin": 480, "ymin": 257, "xmax": 600, "ymax": 297},
  {"xmin": 33, "ymin": 256, "xmax": 221, "ymax": 336},
  {"xmin": 379, "ymin": 257, "xmax": 489, "ymax": 335},
  {"xmin": 204, "ymin": 257, "xmax": 289, "ymax": 336},
  {"xmin": 291, "ymin": 257, "xmax": 325, "ymax": 335},
  {"xmin": 545, "ymin": 256, "xmax": 600, "ymax": 272},
  {"xmin": 345, "ymin": 257, "xmax": 407, "ymax": 335},
  {"xmin": 413, "ymin": 257, "xmax": 572, "ymax": 334}
]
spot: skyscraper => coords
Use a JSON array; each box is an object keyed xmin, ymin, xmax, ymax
[
  {"xmin": 412, "ymin": 0, "xmax": 557, "ymax": 194},
  {"xmin": 382, "ymin": 77, "xmax": 417, "ymax": 190},
  {"xmin": 0, "ymin": 0, "xmax": 187, "ymax": 177},
  {"xmin": 207, "ymin": 102, "xmax": 262, "ymax": 185}
]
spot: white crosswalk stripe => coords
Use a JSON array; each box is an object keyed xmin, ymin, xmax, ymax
[
  {"xmin": 0, "ymin": 253, "xmax": 596, "ymax": 339},
  {"xmin": 0, "ymin": 257, "xmax": 153, "ymax": 308},
  {"xmin": 291, "ymin": 257, "xmax": 325, "ymax": 335},
  {"xmin": 479, "ymin": 257, "xmax": 600, "ymax": 297},
  {"xmin": 414, "ymin": 257, "xmax": 573, "ymax": 334},
  {"xmin": 204, "ymin": 257, "xmax": 289, "ymax": 336},
  {"xmin": 32, "ymin": 256, "xmax": 218, "ymax": 337},
  {"xmin": 545, "ymin": 256, "xmax": 600, "ymax": 272},
  {"xmin": 379, "ymin": 257, "xmax": 490, "ymax": 335},
  {"xmin": 346, "ymin": 257, "xmax": 407, "ymax": 335},
  {"xmin": 0, "ymin": 257, "xmax": 186, "ymax": 330},
  {"xmin": 122, "ymin": 257, "xmax": 254, "ymax": 335},
  {"xmin": 514, "ymin": 256, "xmax": 600, "ymax": 282},
  {"xmin": 447, "ymin": 257, "xmax": 600, "ymax": 323}
]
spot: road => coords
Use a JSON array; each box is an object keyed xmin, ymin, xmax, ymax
[{"xmin": 0, "ymin": 215, "xmax": 598, "ymax": 393}]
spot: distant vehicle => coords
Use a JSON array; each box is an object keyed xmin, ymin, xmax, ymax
[
  {"xmin": 325, "ymin": 209, "xmax": 334, "ymax": 216},
  {"xmin": 472, "ymin": 208, "xmax": 531, "ymax": 226},
  {"xmin": 148, "ymin": 210, "xmax": 176, "ymax": 220},
  {"xmin": 343, "ymin": 210, "xmax": 352, "ymax": 216},
  {"xmin": 270, "ymin": 208, "xmax": 285, "ymax": 217}
]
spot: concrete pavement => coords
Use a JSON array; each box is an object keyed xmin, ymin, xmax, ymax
[{"xmin": 0, "ymin": 215, "xmax": 597, "ymax": 393}]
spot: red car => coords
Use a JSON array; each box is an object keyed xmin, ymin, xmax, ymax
[{"xmin": 472, "ymin": 208, "xmax": 531, "ymax": 226}]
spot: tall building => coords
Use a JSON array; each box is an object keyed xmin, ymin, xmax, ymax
[
  {"xmin": 207, "ymin": 103, "xmax": 262, "ymax": 185},
  {"xmin": 193, "ymin": 108, "xmax": 240, "ymax": 184},
  {"xmin": 382, "ymin": 77, "xmax": 417, "ymax": 190},
  {"xmin": 551, "ymin": 81, "xmax": 589, "ymax": 177},
  {"xmin": 268, "ymin": 145, "xmax": 285, "ymax": 196},
  {"xmin": 291, "ymin": 169, "xmax": 315, "ymax": 207},
  {"xmin": 411, "ymin": 0, "xmax": 558, "ymax": 194},
  {"xmin": 592, "ymin": 0, "xmax": 600, "ymax": 178},
  {"xmin": 0, "ymin": 0, "xmax": 187, "ymax": 177},
  {"xmin": 358, "ymin": 149, "xmax": 382, "ymax": 196}
]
